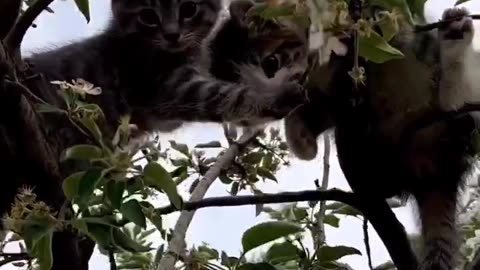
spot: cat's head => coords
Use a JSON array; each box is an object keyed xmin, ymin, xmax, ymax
[
  {"xmin": 231, "ymin": 0, "xmax": 313, "ymax": 81},
  {"xmin": 111, "ymin": 0, "xmax": 222, "ymax": 52}
]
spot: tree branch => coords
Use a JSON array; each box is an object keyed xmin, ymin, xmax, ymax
[
  {"xmin": 414, "ymin": 14, "xmax": 480, "ymax": 33},
  {"xmin": 0, "ymin": 0, "xmax": 22, "ymax": 40},
  {"xmin": 157, "ymin": 129, "xmax": 260, "ymax": 270},
  {"xmin": 155, "ymin": 189, "xmax": 358, "ymax": 215},
  {"xmin": 5, "ymin": 0, "xmax": 55, "ymax": 52},
  {"xmin": 0, "ymin": 252, "xmax": 31, "ymax": 267},
  {"xmin": 312, "ymin": 132, "xmax": 331, "ymax": 248}
]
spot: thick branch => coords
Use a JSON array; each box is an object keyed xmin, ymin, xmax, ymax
[
  {"xmin": 0, "ymin": 0, "xmax": 22, "ymax": 40},
  {"xmin": 5, "ymin": 0, "xmax": 55, "ymax": 51},
  {"xmin": 155, "ymin": 189, "xmax": 358, "ymax": 215},
  {"xmin": 0, "ymin": 252, "xmax": 30, "ymax": 267},
  {"xmin": 157, "ymin": 129, "xmax": 260, "ymax": 270}
]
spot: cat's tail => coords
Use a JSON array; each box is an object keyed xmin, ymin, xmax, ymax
[{"xmin": 415, "ymin": 191, "xmax": 458, "ymax": 270}]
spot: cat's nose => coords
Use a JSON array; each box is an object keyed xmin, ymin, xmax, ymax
[{"xmin": 164, "ymin": 32, "xmax": 180, "ymax": 43}]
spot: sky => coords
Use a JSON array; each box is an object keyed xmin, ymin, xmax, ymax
[{"xmin": 3, "ymin": 0, "xmax": 480, "ymax": 269}]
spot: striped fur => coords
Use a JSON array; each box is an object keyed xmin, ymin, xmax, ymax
[{"xmin": 25, "ymin": 0, "xmax": 306, "ymax": 137}]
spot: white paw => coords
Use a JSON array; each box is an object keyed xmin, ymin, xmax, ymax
[{"xmin": 439, "ymin": 7, "xmax": 474, "ymax": 57}]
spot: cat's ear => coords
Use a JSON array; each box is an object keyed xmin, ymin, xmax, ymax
[{"xmin": 229, "ymin": 0, "xmax": 254, "ymax": 27}]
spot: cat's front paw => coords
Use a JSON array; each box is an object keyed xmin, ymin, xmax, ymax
[{"xmin": 439, "ymin": 7, "xmax": 474, "ymax": 54}]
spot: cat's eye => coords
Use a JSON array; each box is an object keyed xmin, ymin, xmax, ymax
[
  {"xmin": 137, "ymin": 8, "xmax": 160, "ymax": 28},
  {"xmin": 261, "ymin": 54, "xmax": 281, "ymax": 78},
  {"xmin": 180, "ymin": 1, "xmax": 198, "ymax": 20}
]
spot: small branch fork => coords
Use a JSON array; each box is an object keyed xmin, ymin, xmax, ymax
[
  {"xmin": 5, "ymin": 0, "xmax": 56, "ymax": 51},
  {"xmin": 157, "ymin": 129, "xmax": 260, "ymax": 270}
]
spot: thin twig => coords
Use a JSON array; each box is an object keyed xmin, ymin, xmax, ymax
[
  {"xmin": 414, "ymin": 14, "xmax": 480, "ymax": 33},
  {"xmin": 313, "ymin": 133, "xmax": 331, "ymax": 248},
  {"xmin": 108, "ymin": 250, "xmax": 117, "ymax": 270},
  {"xmin": 155, "ymin": 188, "xmax": 359, "ymax": 215},
  {"xmin": 363, "ymin": 217, "xmax": 373, "ymax": 270},
  {"xmin": 157, "ymin": 129, "xmax": 260, "ymax": 270},
  {"xmin": 4, "ymin": 79, "xmax": 49, "ymax": 105}
]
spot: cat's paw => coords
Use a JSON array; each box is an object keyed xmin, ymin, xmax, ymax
[
  {"xmin": 285, "ymin": 112, "xmax": 318, "ymax": 160},
  {"xmin": 439, "ymin": 7, "xmax": 474, "ymax": 57}
]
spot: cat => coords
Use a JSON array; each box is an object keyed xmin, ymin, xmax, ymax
[{"xmin": 25, "ymin": 0, "xmax": 307, "ymax": 141}]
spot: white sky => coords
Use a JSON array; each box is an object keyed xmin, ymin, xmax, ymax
[{"xmin": 2, "ymin": 0, "xmax": 480, "ymax": 269}]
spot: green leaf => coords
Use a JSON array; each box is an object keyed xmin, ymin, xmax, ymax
[
  {"xmin": 219, "ymin": 173, "xmax": 233, "ymax": 184},
  {"xmin": 143, "ymin": 162, "xmax": 182, "ymax": 209},
  {"xmin": 262, "ymin": 153, "xmax": 273, "ymax": 169},
  {"xmin": 331, "ymin": 205, "xmax": 362, "ymax": 217},
  {"xmin": 81, "ymin": 216, "xmax": 123, "ymax": 227},
  {"xmin": 221, "ymin": 251, "xmax": 239, "ymax": 267},
  {"xmin": 22, "ymin": 221, "xmax": 52, "ymax": 252},
  {"xmin": 170, "ymin": 158, "xmax": 190, "ymax": 167},
  {"xmin": 169, "ymin": 140, "xmax": 190, "ymax": 157},
  {"xmin": 292, "ymin": 208, "xmax": 308, "ymax": 221},
  {"xmin": 74, "ymin": 0, "xmax": 90, "ymax": 22},
  {"xmin": 257, "ymin": 167, "xmax": 277, "ymax": 182},
  {"xmin": 171, "ymin": 166, "xmax": 188, "ymax": 178},
  {"xmin": 359, "ymin": 31, "xmax": 404, "ymax": 63},
  {"xmin": 324, "ymin": 215, "xmax": 340, "ymax": 228},
  {"xmin": 195, "ymin": 141, "xmax": 222, "ymax": 148},
  {"xmin": 60, "ymin": 144, "xmax": 103, "ymax": 161},
  {"xmin": 36, "ymin": 104, "xmax": 65, "ymax": 114},
  {"xmin": 31, "ymin": 231, "xmax": 54, "ymax": 270},
  {"xmin": 154, "ymin": 245, "xmax": 165, "ymax": 265},
  {"xmin": 369, "ymin": 0, "xmax": 414, "ymax": 25},
  {"xmin": 86, "ymin": 223, "xmax": 113, "ymax": 248},
  {"xmin": 238, "ymin": 263, "xmax": 277, "ymax": 270},
  {"xmin": 317, "ymin": 245, "xmax": 361, "ymax": 262},
  {"xmin": 78, "ymin": 168, "xmax": 105, "ymax": 205},
  {"xmin": 111, "ymin": 228, "xmax": 151, "ymax": 252},
  {"xmin": 265, "ymin": 241, "xmax": 299, "ymax": 264},
  {"xmin": 62, "ymin": 171, "xmax": 84, "ymax": 200},
  {"xmin": 242, "ymin": 221, "xmax": 303, "ymax": 254},
  {"xmin": 198, "ymin": 245, "xmax": 219, "ymax": 260},
  {"xmin": 244, "ymin": 152, "xmax": 264, "ymax": 164},
  {"xmin": 231, "ymin": 182, "xmax": 240, "ymax": 195},
  {"xmin": 105, "ymin": 181, "xmax": 125, "ymax": 209},
  {"xmin": 325, "ymin": 202, "xmax": 345, "ymax": 210},
  {"xmin": 80, "ymin": 116, "xmax": 103, "ymax": 142},
  {"xmin": 377, "ymin": 16, "xmax": 398, "ymax": 41},
  {"xmin": 120, "ymin": 200, "xmax": 147, "ymax": 229},
  {"xmin": 406, "ymin": 0, "xmax": 426, "ymax": 19}
]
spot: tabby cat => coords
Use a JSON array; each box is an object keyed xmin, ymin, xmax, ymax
[
  {"xmin": 206, "ymin": 0, "xmax": 313, "ymax": 133},
  {"xmin": 26, "ymin": 0, "xmax": 307, "ymax": 139}
]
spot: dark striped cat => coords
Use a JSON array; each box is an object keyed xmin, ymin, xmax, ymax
[
  {"xmin": 285, "ymin": 6, "xmax": 480, "ymax": 270},
  {"xmin": 25, "ymin": 0, "xmax": 307, "ymax": 138},
  {"xmin": 206, "ymin": 0, "xmax": 313, "ymax": 132}
]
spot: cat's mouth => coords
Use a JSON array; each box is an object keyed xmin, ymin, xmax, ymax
[{"xmin": 152, "ymin": 38, "xmax": 194, "ymax": 52}]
